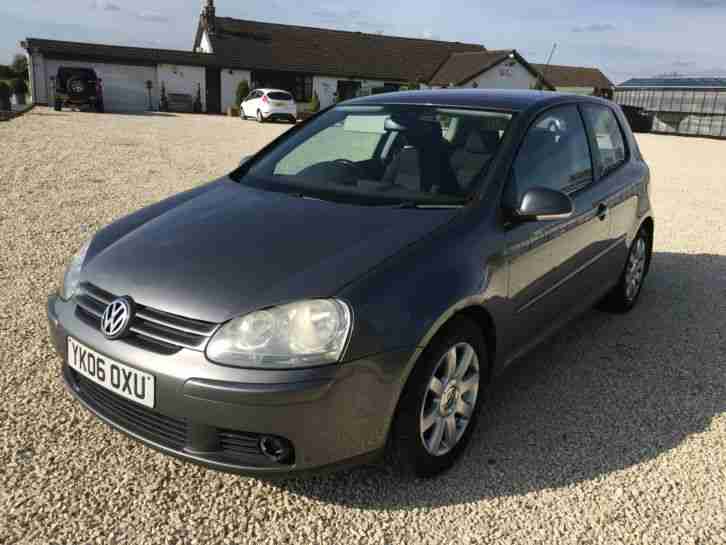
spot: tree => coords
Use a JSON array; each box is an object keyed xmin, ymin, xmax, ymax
[
  {"xmin": 0, "ymin": 82, "xmax": 11, "ymax": 111},
  {"xmin": 311, "ymin": 91, "xmax": 320, "ymax": 112},
  {"xmin": 235, "ymin": 80, "xmax": 250, "ymax": 107},
  {"xmin": 11, "ymin": 54, "xmax": 28, "ymax": 81}
]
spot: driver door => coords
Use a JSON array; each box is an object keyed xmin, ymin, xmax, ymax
[{"xmin": 500, "ymin": 104, "xmax": 611, "ymax": 357}]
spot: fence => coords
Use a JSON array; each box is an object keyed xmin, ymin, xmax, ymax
[{"xmin": 614, "ymin": 87, "xmax": 726, "ymax": 139}]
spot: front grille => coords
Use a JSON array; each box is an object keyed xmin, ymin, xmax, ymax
[
  {"xmin": 74, "ymin": 373, "xmax": 187, "ymax": 449},
  {"xmin": 69, "ymin": 371, "xmax": 295, "ymax": 467},
  {"xmin": 218, "ymin": 429, "xmax": 266, "ymax": 457},
  {"xmin": 75, "ymin": 283, "xmax": 218, "ymax": 354}
]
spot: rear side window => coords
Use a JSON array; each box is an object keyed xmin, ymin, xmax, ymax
[
  {"xmin": 582, "ymin": 105, "xmax": 627, "ymax": 179},
  {"xmin": 509, "ymin": 105, "xmax": 593, "ymax": 202},
  {"xmin": 267, "ymin": 91, "xmax": 293, "ymax": 101}
]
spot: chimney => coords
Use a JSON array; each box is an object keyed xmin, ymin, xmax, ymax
[{"xmin": 202, "ymin": 0, "xmax": 216, "ymax": 34}]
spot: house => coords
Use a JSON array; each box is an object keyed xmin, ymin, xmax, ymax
[
  {"xmin": 531, "ymin": 63, "xmax": 613, "ymax": 96},
  {"xmin": 191, "ymin": 1, "xmax": 488, "ymax": 111},
  {"xmin": 426, "ymin": 50, "xmax": 555, "ymax": 90},
  {"xmin": 22, "ymin": 0, "xmax": 611, "ymax": 113}
]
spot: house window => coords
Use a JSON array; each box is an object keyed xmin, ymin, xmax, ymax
[{"xmin": 294, "ymin": 75, "xmax": 313, "ymax": 102}]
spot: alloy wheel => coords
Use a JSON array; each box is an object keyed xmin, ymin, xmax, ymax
[
  {"xmin": 419, "ymin": 342, "xmax": 480, "ymax": 456},
  {"xmin": 625, "ymin": 237, "xmax": 647, "ymax": 301}
]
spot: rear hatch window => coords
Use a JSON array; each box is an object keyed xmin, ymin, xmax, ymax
[{"xmin": 267, "ymin": 92, "xmax": 293, "ymax": 101}]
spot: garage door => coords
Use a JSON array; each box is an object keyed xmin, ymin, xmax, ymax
[
  {"xmin": 45, "ymin": 60, "xmax": 157, "ymax": 112},
  {"xmin": 101, "ymin": 64, "xmax": 157, "ymax": 112}
]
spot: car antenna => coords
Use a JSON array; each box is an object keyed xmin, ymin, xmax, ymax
[{"xmin": 539, "ymin": 43, "xmax": 557, "ymax": 90}]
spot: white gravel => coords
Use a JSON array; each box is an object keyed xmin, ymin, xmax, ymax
[{"xmin": 1, "ymin": 109, "xmax": 725, "ymax": 545}]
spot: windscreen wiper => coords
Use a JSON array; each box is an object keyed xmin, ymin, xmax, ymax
[{"xmin": 389, "ymin": 201, "xmax": 466, "ymax": 209}]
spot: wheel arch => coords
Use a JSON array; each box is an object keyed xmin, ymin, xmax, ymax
[
  {"xmin": 640, "ymin": 215, "xmax": 654, "ymax": 239},
  {"xmin": 639, "ymin": 215, "xmax": 655, "ymax": 273},
  {"xmin": 404, "ymin": 303, "xmax": 498, "ymax": 389}
]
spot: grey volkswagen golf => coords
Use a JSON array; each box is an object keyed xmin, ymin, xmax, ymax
[{"xmin": 47, "ymin": 90, "xmax": 654, "ymax": 478}]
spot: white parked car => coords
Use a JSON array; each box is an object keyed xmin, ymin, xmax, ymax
[{"xmin": 241, "ymin": 88, "xmax": 297, "ymax": 123}]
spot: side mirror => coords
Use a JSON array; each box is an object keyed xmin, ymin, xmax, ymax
[{"xmin": 513, "ymin": 187, "xmax": 574, "ymax": 222}]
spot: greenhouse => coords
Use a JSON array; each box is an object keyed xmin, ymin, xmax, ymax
[{"xmin": 614, "ymin": 77, "xmax": 726, "ymax": 138}]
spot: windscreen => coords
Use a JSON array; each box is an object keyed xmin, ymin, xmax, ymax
[
  {"xmin": 237, "ymin": 104, "xmax": 513, "ymax": 206},
  {"xmin": 267, "ymin": 92, "xmax": 293, "ymax": 101}
]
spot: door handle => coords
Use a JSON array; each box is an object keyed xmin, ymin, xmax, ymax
[{"xmin": 596, "ymin": 203, "xmax": 608, "ymax": 221}]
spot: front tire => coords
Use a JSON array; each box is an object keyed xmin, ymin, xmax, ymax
[
  {"xmin": 387, "ymin": 317, "xmax": 487, "ymax": 478},
  {"xmin": 600, "ymin": 224, "xmax": 652, "ymax": 313}
]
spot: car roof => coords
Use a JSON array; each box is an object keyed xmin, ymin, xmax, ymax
[{"xmin": 344, "ymin": 88, "xmax": 607, "ymax": 112}]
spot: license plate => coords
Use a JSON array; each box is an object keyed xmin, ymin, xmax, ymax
[
  {"xmin": 273, "ymin": 101, "xmax": 287, "ymax": 107},
  {"xmin": 67, "ymin": 337, "xmax": 155, "ymax": 408}
]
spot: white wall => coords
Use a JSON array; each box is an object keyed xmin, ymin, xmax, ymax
[
  {"xmin": 313, "ymin": 76, "xmax": 338, "ymax": 109},
  {"xmin": 158, "ymin": 64, "xmax": 206, "ymax": 111},
  {"xmin": 28, "ymin": 50, "xmax": 48, "ymax": 104},
  {"xmin": 313, "ymin": 76, "xmax": 401, "ymax": 109},
  {"xmin": 221, "ymin": 68, "xmax": 251, "ymax": 111},
  {"xmin": 44, "ymin": 58, "xmax": 159, "ymax": 112},
  {"xmin": 463, "ymin": 59, "xmax": 537, "ymax": 90}
]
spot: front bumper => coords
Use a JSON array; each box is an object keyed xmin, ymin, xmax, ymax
[{"xmin": 48, "ymin": 295, "xmax": 413, "ymax": 476}]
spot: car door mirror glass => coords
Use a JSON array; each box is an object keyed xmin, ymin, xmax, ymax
[{"xmin": 514, "ymin": 187, "xmax": 574, "ymax": 222}]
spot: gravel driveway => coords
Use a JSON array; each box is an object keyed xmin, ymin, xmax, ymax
[{"xmin": 1, "ymin": 109, "xmax": 724, "ymax": 545}]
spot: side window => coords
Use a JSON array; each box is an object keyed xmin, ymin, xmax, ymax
[
  {"xmin": 509, "ymin": 105, "xmax": 593, "ymax": 203},
  {"xmin": 582, "ymin": 105, "xmax": 627, "ymax": 178}
]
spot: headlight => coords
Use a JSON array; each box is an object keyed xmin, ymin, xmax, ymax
[
  {"xmin": 60, "ymin": 239, "xmax": 92, "ymax": 301},
  {"xmin": 206, "ymin": 299, "xmax": 352, "ymax": 368}
]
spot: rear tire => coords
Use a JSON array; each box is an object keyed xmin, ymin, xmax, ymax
[
  {"xmin": 387, "ymin": 317, "xmax": 487, "ymax": 478},
  {"xmin": 256, "ymin": 110, "xmax": 264, "ymax": 123},
  {"xmin": 599, "ymin": 224, "xmax": 652, "ymax": 313}
]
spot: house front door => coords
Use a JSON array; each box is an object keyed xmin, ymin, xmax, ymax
[{"xmin": 205, "ymin": 67, "xmax": 221, "ymax": 114}]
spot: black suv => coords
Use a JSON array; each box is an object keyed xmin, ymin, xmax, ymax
[{"xmin": 54, "ymin": 67, "xmax": 104, "ymax": 112}]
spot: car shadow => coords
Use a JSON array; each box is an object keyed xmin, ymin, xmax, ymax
[
  {"xmin": 272, "ymin": 251, "xmax": 726, "ymax": 509},
  {"xmin": 93, "ymin": 111, "xmax": 179, "ymax": 117}
]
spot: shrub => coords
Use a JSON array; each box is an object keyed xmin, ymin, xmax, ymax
[
  {"xmin": 12, "ymin": 78, "xmax": 28, "ymax": 96},
  {"xmin": 399, "ymin": 82, "xmax": 420, "ymax": 91},
  {"xmin": 11, "ymin": 54, "xmax": 28, "ymax": 81},
  {"xmin": 311, "ymin": 91, "xmax": 320, "ymax": 112},
  {"xmin": 0, "ymin": 65, "xmax": 15, "ymax": 79},
  {"xmin": 235, "ymin": 80, "xmax": 250, "ymax": 107},
  {"xmin": 0, "ymin": 82, "xmax": 10, "ymax": 110}
]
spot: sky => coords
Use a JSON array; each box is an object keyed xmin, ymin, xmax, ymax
[{"xmin": 2, "ymin": 0, "xmax": 725, "ymax": 84}]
